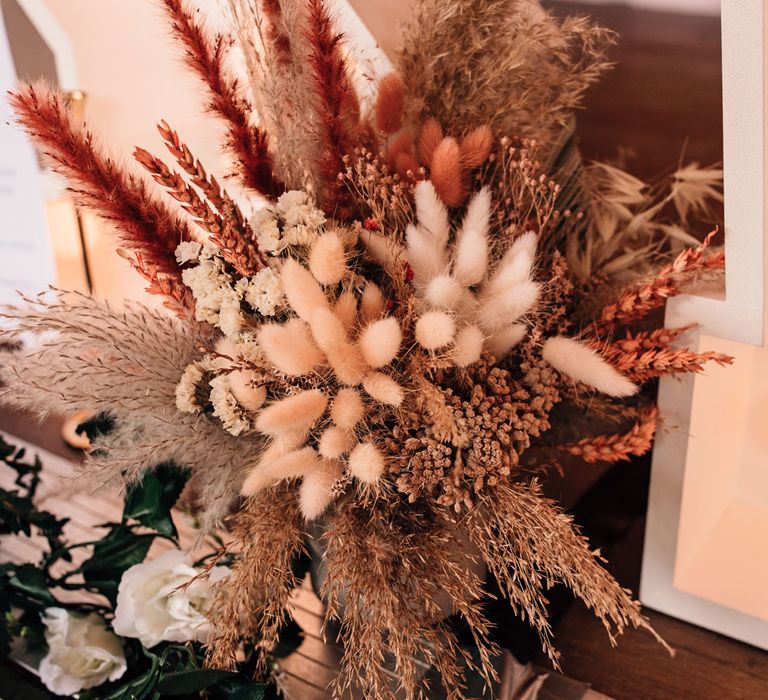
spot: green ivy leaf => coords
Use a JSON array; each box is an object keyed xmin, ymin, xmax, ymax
[
  {"xmin": 209, "ymin": 677, "xmax": 268, "ymax": 700},
  {"xmin": 155, "ymin": 669, "xmax": 243, "ymax": 694},
  {"xmin": 8, "ymin": 565, "xmax": 56, "ymax": 606},
  {"xmin": 123, "ymin": 464, "xmax": 189, "ymax": 539},
  {"xmin": 94, "ymin": 652, "xmax": 162, "ymax": 700},
  {"xmin": 80, "ymin": 525, "xmax": 155, "ymax": 601}
]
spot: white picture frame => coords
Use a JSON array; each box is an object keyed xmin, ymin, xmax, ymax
[{"xmin": 640, "ymin": 0, "xmax": 768, "ymax": 648}]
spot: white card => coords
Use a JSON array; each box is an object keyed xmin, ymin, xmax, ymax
[{"xmin": 0, "ymin": 6, "xmax": 56, "ymax": 305}]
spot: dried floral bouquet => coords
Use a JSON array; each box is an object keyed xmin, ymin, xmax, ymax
[{"xmin": 1, "ymin": 0, "xmax": 730, "ymax": 698}]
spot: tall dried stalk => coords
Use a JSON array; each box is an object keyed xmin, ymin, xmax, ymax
[
  {"xmin": 227, "ymin": 0, "xmax": 321, "ymax": 191},
  {"xmin": 9, "ymin": 84, "xmax": 189, "ymax": 284},
  {"xmin": 593, "ymin": 230, "xmax": 724, "ymax": 334},
  {"xmin": 306, "ymin": 0, "xmax": 361, "ymax": 213},
  {"xmin": 322, "ymin": 497, "xmax": 496, "ymax": 700},
  {"xmin": 557, "ymin": 405, "xmax": 659, "ymax": 463},
  {"xmin": 206, "ymin": 488, "xmax": 306, "ymax": 673},
  {"xmin": 134, "ymin": 146, "xmax": 263, "ymax": 275},
  {"xmin": 161, "ymin": 0, "xmax": 284, "ymax": 197},
  {"xmin": 466, "ymin": 480, "xmax": 670, "ymax": 667}
]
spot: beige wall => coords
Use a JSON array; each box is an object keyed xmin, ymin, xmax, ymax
[{"xmin": 39, "ymin": 0, "xmax": 233, "ymax": 301}]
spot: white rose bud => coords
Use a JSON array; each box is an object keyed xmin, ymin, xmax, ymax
[
  {"xmin": 112, "ymin": 550, "xmax": 230, "ymax": 649},
  {"xmin": 39, "ymin": 608, "xmax": 126, "ymax": 696}
]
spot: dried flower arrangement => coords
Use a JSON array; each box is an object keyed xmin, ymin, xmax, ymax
[{"xmin": 1, "ymin": 0, "xmax": 730, "ymax": 698}]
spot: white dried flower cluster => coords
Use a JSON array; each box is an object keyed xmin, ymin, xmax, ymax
[
  {"xmin": 249, "ymin": 190, "xmax": 326, "ymax": 255},
  {"xmin": 209, "ymin": 374, "xmax": 252, "ymax": 436},
  {"xmin": 236, "ymin": 267, "xmax": 283, "ymax": 317},
  {"xmin": 175, "ymin": 361, "xmax": 207, "ymax": 413},
  {"xmin": 174, "ymin": 240, "xmax": 203, "ymax": 265},
  {"xmin": 178, "ymin": 243, "xmax": 285, "ymax": 337}
]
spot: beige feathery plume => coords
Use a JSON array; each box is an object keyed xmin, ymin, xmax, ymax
[{"xmin": 542, "ymin": 336, "xmax": 637, "ymax": 398}]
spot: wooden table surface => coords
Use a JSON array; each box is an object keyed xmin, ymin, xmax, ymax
[{"xmin": 1, "ymin": 3, "xmax": 765, "ymax": 700}]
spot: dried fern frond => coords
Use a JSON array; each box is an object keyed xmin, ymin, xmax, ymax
[
  {"xmin": 399, "ymin": 0, "xmax": 615, "ymax": 146},
  {"xmin": 9, "ymin": 83, "xmax": 189, "ymax": 285},
  {"xmin": 161, "ymin": 0, "xmax": 284, "ymax": 197}
]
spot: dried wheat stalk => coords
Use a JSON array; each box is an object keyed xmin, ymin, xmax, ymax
[{"xmin": 556, "ymin": 405, "xmax": 659, "ymax": 464}]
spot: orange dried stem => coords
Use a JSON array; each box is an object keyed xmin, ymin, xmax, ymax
[
  {"xmin": 558, "ymin": 406, "xmax": 660, "ymax": 464},
  {"xmin": 593, "ymin": 230, "xmax": 724, "ymax": 334}
]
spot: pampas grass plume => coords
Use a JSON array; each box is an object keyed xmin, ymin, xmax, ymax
[
  {"xmin": 362, "ymin": 371, "xmax": 404, "ymax": 406},
  {"xmin": 486, "ymin": 323, "xmax": 528, "ymax": 359},
  {"xmin": 414, "ymin": 179, "xmax": 450, "ymax": 246},
  {"xmin": 452, "ymin": 325, "xmax": 484, "ymax": 367},
  {"xmin": 318, "ymin": 427, "xmax": 353, "ymax": 459},
  {"xmin": 348, "ymin": 441, "xmax": 385, "ymax": 484},
  {"xmin": 430, "ymin": 137, "xmax": 465, "ymax": 207},
  {"xmin": 281, "ymin": 258, "xmax": 328, "ymax": 321},
  {"xmin": 331, "ymin": 388, "xmax": 364, "ymax": 429},
  {"xmin": 229, "ymin": 371, "xmax": 267, "ymax": 412},
  {"xmin": 299, "ymin": 458, "xmax": 342, "ymax": 520},
  {"xmin": 359, "ymin": 317, "xmax": 402, "ymax": 368},
  {"xmin": 478, "ymin": 281, "xmax": 540, "ymax": 331},
  {"xmin": 542, "ymin": 336, "xmax": 638, "ymax": 398},
  {"xmin": 309, "ymin": 231, "xmax": 347, "ymax": 286},
  {"xmin": 259, "ymin": 319, "xmax": 324, "ymax": 376},
  {"xmin": 425, "ymin": 274, "xmax": 464, "ymax": 310},
  {"xmin": 460, "ymin": 125, "xmax": 493, "ymax": 168},
  {"xmin": 360, "ymin": 281, "xmax": 386, "ymax": 322},
  {"xmin": 255, "ymin": 389, "xmax": 328, "ymax": 434},
  {"xmin": 375, "ymin": 72, "xmax": 406, "ymax": 134},
  {"xmin": 415, "ymin": 311, "xmax": 456, "ymax": 350},
  {"xmin": 418, "ymin": 117, "xmax": 443, "ymax": 164},
  {"xmin": 241, "ymin": 446, "xmax": 320, "ymax": 496},
  {"xmin": 454, "ymin": 187, "xmax": 490, "ymax": 285},
  {"xmin": 334, "ymin": 291, "xmax": 358, "ymax": 330}
]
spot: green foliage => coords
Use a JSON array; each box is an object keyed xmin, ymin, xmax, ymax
[
  {"xmin": 123, "ymin": 463, "xmax": 189, "ymax": 538},
  {"xmin": 0, "ymin": 435, "xmax": 283, "ymax": 698}
]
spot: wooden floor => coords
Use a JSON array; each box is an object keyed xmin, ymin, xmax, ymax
[{"xmin": 2, "ymin": 3, "xmax": 765, "ymax": 700}]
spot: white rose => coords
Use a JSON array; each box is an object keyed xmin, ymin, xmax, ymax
[
  {"xmin": 39, "ymin": 608, "xmax": 127, "ymax": 696},
  {"xmin": 113, "ymin": 550, "xmax": 230, "ymax": 648}
]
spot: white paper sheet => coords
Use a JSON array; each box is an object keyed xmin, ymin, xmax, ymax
[{"xmin": 0, "ymin": 6, "xmax": 56, "ymax": 304}]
